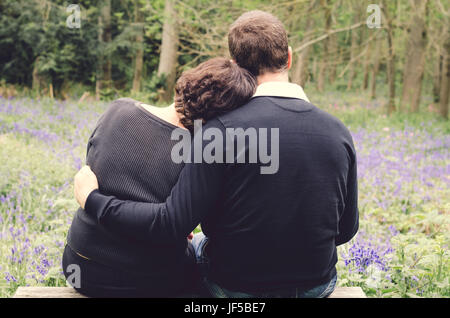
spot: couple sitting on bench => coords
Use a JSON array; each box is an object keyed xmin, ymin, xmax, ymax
[{"xmin": 66, "ymin": 10, "xmax": 359, "ymax": 298}]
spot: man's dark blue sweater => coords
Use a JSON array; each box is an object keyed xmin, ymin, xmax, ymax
[{"xmin": 84, "ymin": 84, "xmax": 359, "ymax": 293}]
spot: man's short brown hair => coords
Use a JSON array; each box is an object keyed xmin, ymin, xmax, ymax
[{"xmin": 228, "ymin": 10, "xmax": 289, "ymax": 76}]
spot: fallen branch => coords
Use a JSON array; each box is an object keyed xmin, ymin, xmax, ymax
[{"xmin": 79, "ymin": 91, "xmax": 90, "ymax": 103}]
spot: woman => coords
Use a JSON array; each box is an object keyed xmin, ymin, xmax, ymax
[{"xmin": 63, "ymin": 58, "xmax": 256, "ymax": 297}]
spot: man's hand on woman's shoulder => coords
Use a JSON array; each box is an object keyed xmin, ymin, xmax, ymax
[{"xmin": 74, "ymin": 165, "xmax": 99, "ymax": 209}]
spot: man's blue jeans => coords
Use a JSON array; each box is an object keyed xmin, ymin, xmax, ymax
[{"xmin": 191, "ymin": 232, "xmax": 337, "ymax": 298}]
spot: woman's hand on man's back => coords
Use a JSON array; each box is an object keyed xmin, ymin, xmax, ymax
[{"xmin": 74, "ymin": 165, "xmax": 99, "ymax": 210}]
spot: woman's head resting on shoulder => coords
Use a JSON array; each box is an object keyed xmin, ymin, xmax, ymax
[{"xmin": 174, "ymin": 57, "xmax": 257, "ymax": 132}]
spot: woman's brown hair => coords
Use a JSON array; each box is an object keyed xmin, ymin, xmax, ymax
[{"xmin": 174, "ymin": 57, "xmax": 257, "ymax": 132}]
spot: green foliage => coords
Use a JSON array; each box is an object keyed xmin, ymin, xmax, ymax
[
  {"xmin": 130, "ymin": 71, "xmax": 168, "ymax": 104},
  {"xmin": 1, "ymin": 0, "xmax": 448, "ymax": 117}
]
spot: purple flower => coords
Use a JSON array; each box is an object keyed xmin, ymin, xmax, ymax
[
  {"xmin": 341, "ymin": 234, "xmax": 394, "ymax": 273},
  {"xmin": 388, "ymin": 225, "xmax": 399, "ymax": 236},
  {"xmin": 4, "ymin": 272, "xmax": 17, "ymax": 283}
]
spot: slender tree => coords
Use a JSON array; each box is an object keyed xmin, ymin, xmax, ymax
[
  {"xmin": 440, "ymin": 25, "xmax": 450, "ymax": 119},
  {"xmin": 400, "ymin": 0, "xmax": 429, "ymax": 113},
  {"xmin": 291, "ymin": 1, "xmax": 316, "ymax": 87},
  {"xmin": 362, "ymin": 36, "xmax": 371, "ymax": 91},
  {"xmin": 327, "ymin": 2, "xmax": 337, "ymax": 84},
  {"xmin": 96, "ymin": 0, "xmax": 112, "ymax": 99},
  {"xmin": 432, "ymin": 48, "xmax": 443, "ymax": 103},
  {"xmin": 370, "ymin": 35, "xmax": 382, "ymax": 100},
  {"xmin": 158, "ymin": 0, "xmax": 178, "ymax": 102},
  {"xmin": 132, "ymin": 0, "xmax": 144, "ymax": 93},
  {"xmin": 32, "ymin": 57, "xmax": 41, "ymax": 93},
  {"xmin": 102, "ymin": 0, "xmax": 112, "ymax": 87},
  {"xmin": 382, "ymin": 0, "xmax": 396, "ymax": 115},
  {"xmin": 317, "ymin": 0, "xmax": 332, "ymax": 92},
  {"xmin": 347, "ymin": 0, "xmax": 362, "ymax": 91}
]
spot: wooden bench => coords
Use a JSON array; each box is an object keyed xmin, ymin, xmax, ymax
[{"xmin": 13, "ymin": 286, "xmax": 366, "ymax": 298}]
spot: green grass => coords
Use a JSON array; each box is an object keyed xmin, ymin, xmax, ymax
[{"xmin": 0, "ymin": 92, "xmax": 448, "ymax": 298}]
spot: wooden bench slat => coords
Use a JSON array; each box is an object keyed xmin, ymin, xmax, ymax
[
  {"xmin": 13, "ymin": 286, "xmax": 366, "ymax": 298},
  {"xmin": 13, "ymin": 287, "xmax": 87, "ymax": 298},
  {"xmin": 328, "ymin": 287, "xmax": 367, "ymax": 298}
]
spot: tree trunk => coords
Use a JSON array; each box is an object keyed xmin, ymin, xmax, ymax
[
  {"xmin": 382, "ymin": 0, "xmax": 396, "ymax": 114},
  {"xmin": 362, "ymin": 55, "xmax": 370, "ymax": 90},
  {"xmin": 317, "ymin": 0, "xmax": 332, "ymax": 92},
  {"xmin": 346, "ymin": 28, "xmax": 358, "ymax": 90},
  {"xmin": 370, "ymin": 37, "xmax": 381, "ymax": 100},
  {"xmin": 433, "ymin": 51, "xmax": 443, "ymax": 103},
  {"xmin": 328, "ymin": 35, "xmax": 337, "ymax": 84},
  {"xmin": 347, "ymin": 1, "xmax": 361, "ymax": 91},
  {"xmin": 96, "ymin": 15, "xmax": 103, "ymax": 100},
  {"xmin": 312, "ymin": 57, "xmax": 318, "ymax": 83},
  {"xmin": 102, "ymin": 0, "xmax": 112, "ymax": 89},
  {"xmin": 291, "ymin": 1, "xmax": 316, "ymax": 87},
  {"xmin": 317, "ymin": 61, "xmax": 326, "ymax": 92},
  {"xmin": 158, "ymin": 0, "xmax": 178, "ymax": 102},
  {"xmin": 400, "ymin": 0, "xmax": 428, "ymax": 113},
  {"xmin": 362, "ymin": 31, "xmax": 371, "ymax": 90},
  {"xmin": 32, "ymin": 57, "xmax": 41, "ymax": 94},
  {"xmin": 95, "ymin": 0, "xmax": 112, "ymax": 99},
  {"xmin": 440, "ymin": 27, "xmax": 450, "ymax": 119},
  {"xmin": 132, "ymin": 0, "xmax": 144, "ymax": 93},
  {"xmin": 386, "ymin": 31, "xmax": 396, "ymax": 114}
]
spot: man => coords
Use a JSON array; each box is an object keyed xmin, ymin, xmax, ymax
[{"xmin": 74, "ymin": 11, "xmax": 359, "ymax": 298}]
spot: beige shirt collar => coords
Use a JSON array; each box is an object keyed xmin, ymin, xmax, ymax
[{"xmin": 252, "ymin": 81, "xmax": 310, "ymax": 103}]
